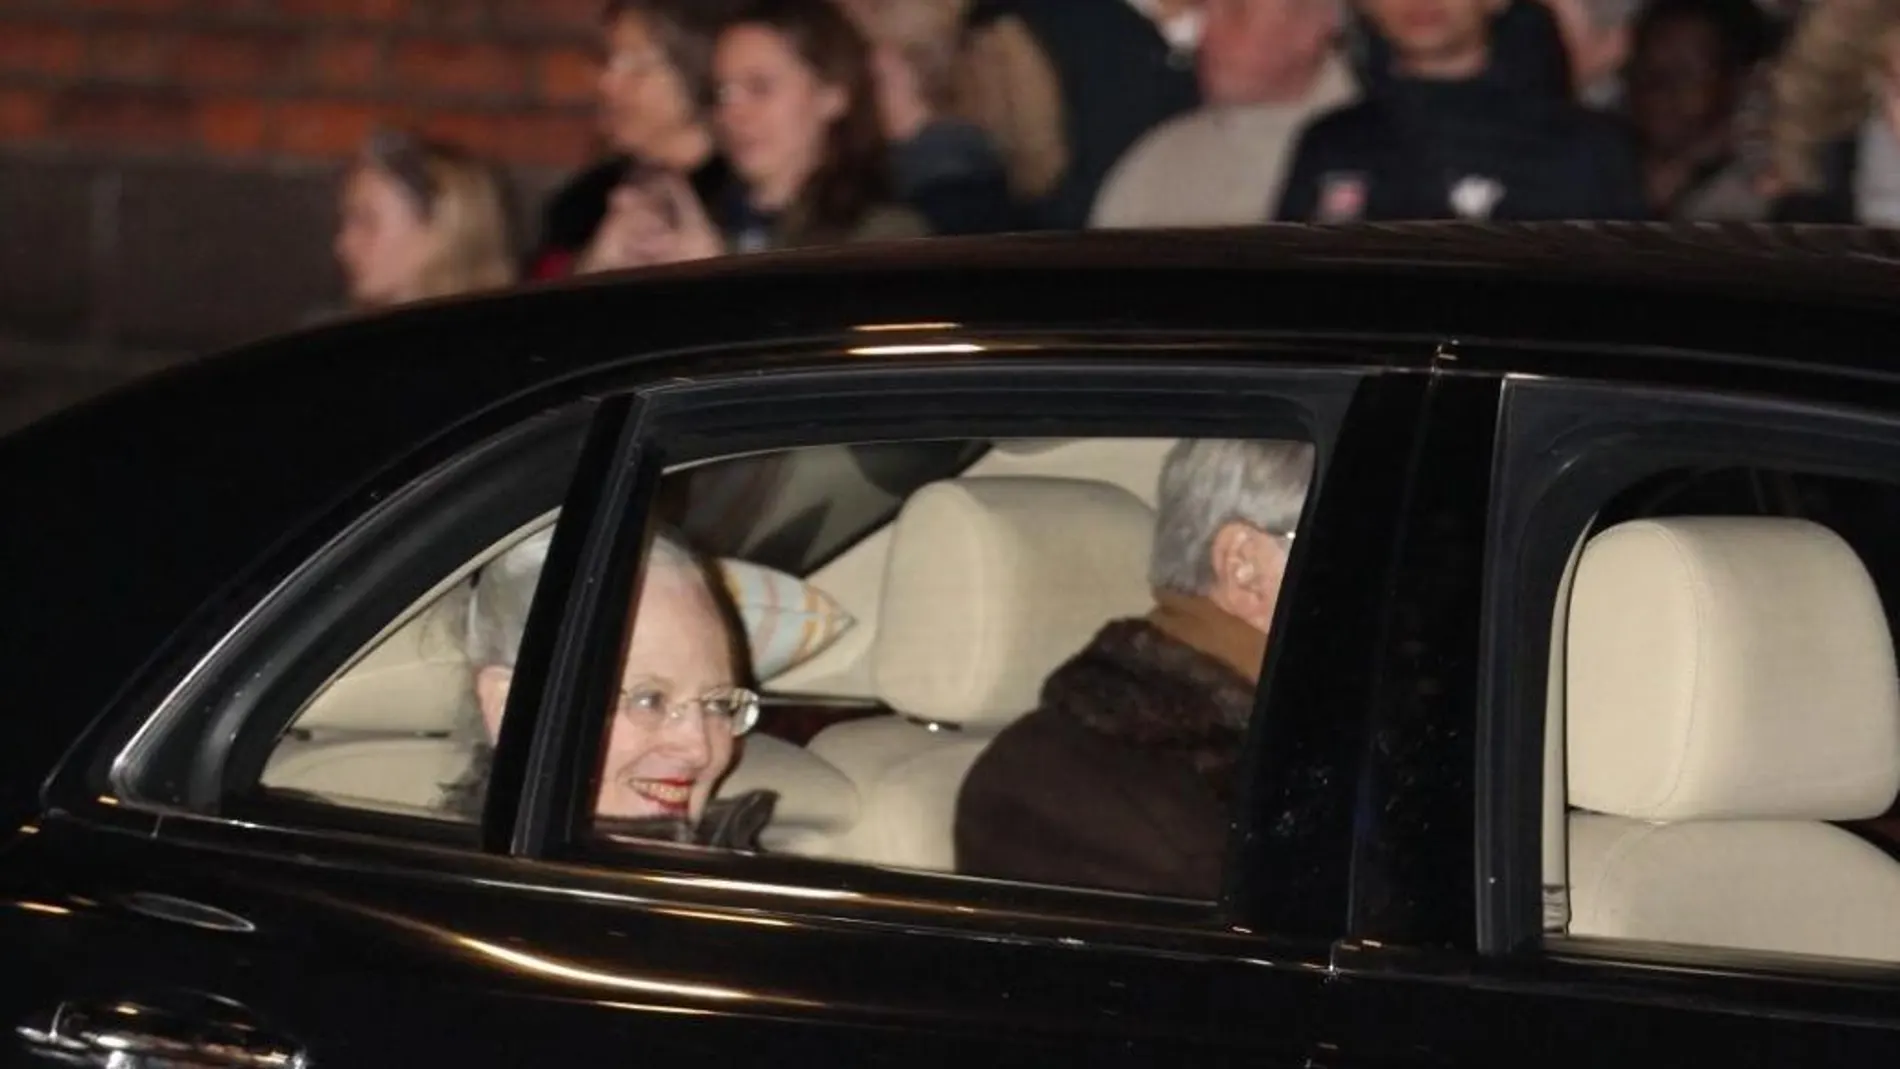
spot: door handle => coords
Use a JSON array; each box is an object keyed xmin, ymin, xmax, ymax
[{"xmin": 17, "ymin": 996, "xmax": 307, "ymax": 1068}]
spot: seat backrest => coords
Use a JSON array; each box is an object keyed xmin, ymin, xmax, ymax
[
  {"xmin": 261, "ymin": 736, "xmax": 476, "ymax": 814},
  {"xmin": 1565, "ymin": 516, "xmax": 1900, "ymax": 961},
  {"xmin": 293, "ymin": 580, "xmax": 477, "ymax": 737},
  {"xmin": 811, "ymin": 475, "xmax": 1156, "ymax": 869},
  {"xmin": 715, "ymin": 733, "xmax": 860, "ymax": 854}
]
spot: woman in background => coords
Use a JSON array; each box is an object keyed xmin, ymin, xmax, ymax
[
  {"xmin": 332, "ymin": 128, "xmax": 515, "ymax": 308},
  {"xmin": 580, "ymin": 0, "xmax": 928, "ymax": 269},
  {"xmin": 1767, "ymin": 0, "xmax": 1900, "ymax": 223},
  {"xmin": 530, "ymin": 0, "xmax": 736, "ymax": 278},
  {"xmin": 844, "ymin": 0, "xmax": 1012, "ymax": 235}
]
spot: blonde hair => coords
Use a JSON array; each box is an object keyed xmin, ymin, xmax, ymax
[
  {"xmin": 1770, "ymin": 0, "xmax": 1900, "ymax": 190},
  {"xmin": 360, "ymin": 129, "xmax": 517, "ymax": 300}
]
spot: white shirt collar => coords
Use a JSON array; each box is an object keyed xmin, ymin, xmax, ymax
[{"xmin": 1124, "ymin": 0, "xmax": 1204, "ymax": 51}]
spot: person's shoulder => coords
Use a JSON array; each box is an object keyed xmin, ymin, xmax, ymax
[
  {"xmin": 851, "ymin": 202, "xmax": 934, "ymax": 241},
  {"xmin": 545, "ymin": 156, "xmax": 630, "ymax": 212},
  {"xmin": 1130, "ymin": 107, "xmax": 1222, "ymax": 155},
  {"xmin": 963, "ymin": 705, "xmax": 1106, "ymax": 801},
  {"xmin": 1093, "ymin": 110, "xmax": 1208, "ymax": 209},
  {"xmin": 1530, "ymin": 98, "xmax": 1628, "ymax": 143},
  {"xmin": 906, "ymin": 120, "xmax": 1007, "ymax": 178},
  {"xmin": 538, "ymin": 155, "xmax": 631, "ymax": 247},
  {"xmin": 1307, "ymin": 98, "xmax": 1382, "ymax": 134},
  {"xmin": 1290, "ymin": 98, "xmax": 1384, "ymax": 156}
]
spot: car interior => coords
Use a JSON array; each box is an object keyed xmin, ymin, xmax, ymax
[
  {"xmin": 259, "ymin": 436, "xmax": 1180, "ymax": 868},
  {"xmin": 258, "ymin": 438, "xmax": 1900, "ymax": 957},
  {"xmin": 1544, "ymin": 468, "xmax": 1900, "ymax": 963}
]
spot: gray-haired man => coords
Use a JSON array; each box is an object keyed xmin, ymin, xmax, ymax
[{"xmin": 955, "ymin": 439, "xmax": 1315, "ymax": 898}]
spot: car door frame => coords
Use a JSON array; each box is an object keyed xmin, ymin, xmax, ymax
[
  {"xmin": 1318, "ymin": 342, "xmax": 1900, "ymax": 1069},
  {"xmin": 28, "ymin": 337, "xmax": 1438, "ymax": 1065}
]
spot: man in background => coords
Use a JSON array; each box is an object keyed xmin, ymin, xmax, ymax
[
  {"xmin": 1092, "ymin": 0, "xmax": 1358, "ymax": 227},
  {"xmin": 1276, "ymin": 0, "xmax": 1647, "ymax": 221}
]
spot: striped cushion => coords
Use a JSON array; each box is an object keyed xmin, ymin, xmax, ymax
[{"xmin": 718, "ymin": 559, "xmax": 856, "ymax": 682}]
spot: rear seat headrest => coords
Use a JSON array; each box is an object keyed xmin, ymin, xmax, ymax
[
  {"xmin": 1567, "ymin": 517, "xmax": 1900, "ymax": 822},
  {"xmin": 871, "ymin": 476, "xmax": 1155, "ymax": 728},
  {"xmin": 294, "ymin": 583, "xmax": 476, "ymax": 735}
]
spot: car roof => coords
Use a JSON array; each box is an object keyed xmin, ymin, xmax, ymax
[{"xmin": 5, "ymin": 221, "xmax": 1899, "ymax": 818}]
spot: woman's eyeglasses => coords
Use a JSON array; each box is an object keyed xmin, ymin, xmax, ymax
[{"xmin": 617, "ymin": 685, "xmax": 761, "ymax": 736}]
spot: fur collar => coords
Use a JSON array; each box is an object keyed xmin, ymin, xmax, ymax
[{"xmin": 1041, "ymin": 618, "xmax": 1257, "ymax": 801}]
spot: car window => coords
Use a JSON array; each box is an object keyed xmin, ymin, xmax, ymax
[
  {"xmin": 546, "ymin": 432, "xmax": 1323, "ymax": 902},
  {"xmin": 110, "ymin": 404, "xmax": 593, "ymax": 824},
  {"xmin": 1493, "ymin": 379, "xmax": 1900, "ymax": 971},
  {"xmin": 255, "ymin": 428, "xmax": 1329, "ymax": 903},
  {"xmin": 661, "ymin": 440, "xmax": 989, "ymax": 576}
]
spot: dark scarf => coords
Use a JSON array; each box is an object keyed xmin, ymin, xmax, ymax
[
  {"xmin": 1040, "ymin": 614, "xmax": 1259, "ymax": 803},
  {"xmin": 440, "ymin": 746, "xmax": 777, "ymax": 849}
]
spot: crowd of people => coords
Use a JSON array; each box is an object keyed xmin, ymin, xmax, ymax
[{"xmin": 328, "ymin": 0, "xmax": 1900, "ymax": 311}]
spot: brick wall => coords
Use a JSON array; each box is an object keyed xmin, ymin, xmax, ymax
[
  {"xmin": 0, "ymin": 0, "xmax": 616, "ymax": 432},
  {"xmin": 0, "ymin": 0, "xmax": 609, "ymax": 167}
]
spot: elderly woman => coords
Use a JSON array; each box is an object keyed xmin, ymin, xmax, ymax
[{"xmin": 446, "ymin": 528, "xmax": 775, "ymax": 848}]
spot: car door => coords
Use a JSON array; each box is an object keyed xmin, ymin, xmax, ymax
[
  {"xmin": 6, "ymin": 345, "xmax": 1432, "ymax": 1068},
  {"xmin": 1312, "ymin": 358, "xmax": 1900, "ymax": 1068}
]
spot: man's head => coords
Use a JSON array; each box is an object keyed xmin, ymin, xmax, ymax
[
  {"xmin": 1149, "ymin": 439, "xmax": 1316, "ymax": 634},
  {"xmin": 1360, "ymin": 0, "xmax": 1506, "ymax": 77},
  {"xmin": 1199, "ymin": 0, "xmax": 1345, "ymax": 105},
  {"xmin": 467, "ymin": 530, "xmax": 748, "ymax": 822},
  {"xmin": 1626, "ymin": 0, "xmax": 1770, "ymax": 156}
]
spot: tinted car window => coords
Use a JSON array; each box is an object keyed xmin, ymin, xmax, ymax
[
  {"xmin": 551, "ymin": 434, "xmax": 1320, "ymax": 903},
  {"xmin": 1492, "ymin": 380, "xmax": 1900, "ymax": 971}
]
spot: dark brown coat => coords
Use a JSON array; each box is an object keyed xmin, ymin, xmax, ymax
[{"xmin": 953, "ymin": 618, "xmax": 1257, "ymax": 899}]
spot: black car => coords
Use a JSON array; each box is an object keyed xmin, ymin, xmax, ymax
[{"xmin": 10, "ymin": 224, "xmax": 1900, "ymax": 1067}]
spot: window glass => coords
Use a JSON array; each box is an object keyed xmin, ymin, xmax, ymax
[
  {"xmin": 118, "ymin": 406, "xmax": 588, "ymax": 820},
  {"xmin": 257, "ymin": 520, "xmax": 554, "ymax": 822},
  {"xmin": 251, "ymin": 441, "xmax": 985, "ymax": 822},
  {"xmin": 1508, "ymin": 388, "xmax": 1900, "ymax": 968},
  {"xmin": 564, "ymin": 435, "xmax": 1318, "ymax": 902},
  {"xmin": 252, "ymin": 431, "xmax": 1325, "ymax": 904}
]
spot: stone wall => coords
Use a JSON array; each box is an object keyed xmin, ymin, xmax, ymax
[{"xmin": 0, "ymin": 0, "xmax": 610, "ymax": 433}]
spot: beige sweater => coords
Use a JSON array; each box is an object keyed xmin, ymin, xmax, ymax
[{"xmin": 1090, "ymin": 56, "xmax": 1358, "ymax": 229}]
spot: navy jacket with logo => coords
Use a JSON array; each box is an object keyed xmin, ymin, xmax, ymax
[{"xmin": 1275, "ymin": 69, "xmax": 1648, "ymax": 224}]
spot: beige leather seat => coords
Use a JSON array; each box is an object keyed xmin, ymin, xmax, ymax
[
  {"xmin": 1565, "ymin": 516, "xmax": 1900, "ymax": 961},
  {"xmin": 263, "ymin": 736, "xmax": 477, "ymax": 815},
  {"xmin": 807, "ymin": 475, "xmax": 1156, "ymax": 870},
  {"xmin": 261, "ymin": 586, "xmax": 481, "ymax": 809},
  {"xmin": 292, "ymin": 579, "xmax": 478, "ymax": 738}
]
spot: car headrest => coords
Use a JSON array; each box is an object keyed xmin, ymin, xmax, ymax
[
  {"xmin": 871, "ymin": 476, "xmax": 1155, "ymax": 728},
  {"xmin": 1567, "ymin": 517, "xmax": 1900, "ymax": 822},
  {"xmin": 294, "ymin": 583, "xmax": 476, "ymax": 734}
]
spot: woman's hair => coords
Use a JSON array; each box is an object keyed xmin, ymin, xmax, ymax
[
  {"xmin": 1770, "ymin": 0, "xmax": 1900, "ymax": 190},
  {"xmin": 603, "ymin": 0, "xmax": 738, "ymax": 113},
  {"xmin": 360, "ymin": 128, "xmax": 517, "ymax": 299},
  {"xmin": 725, "ymin": 0, "xmax": 892, "ymax": 233},
  {"xmin": 465, "ymin": 526, "xmax": 703, "ymax": 671}
]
